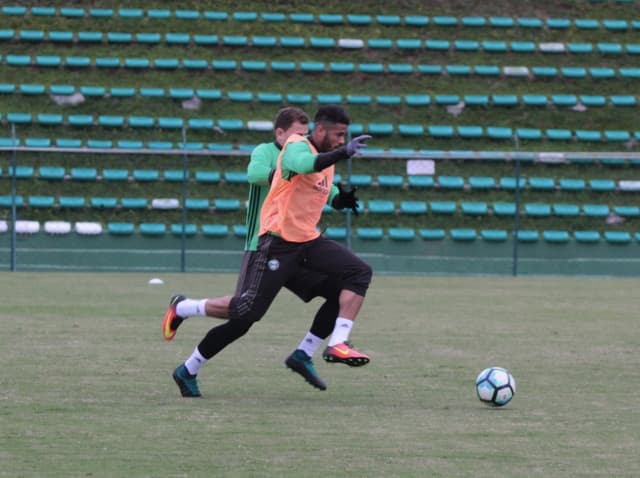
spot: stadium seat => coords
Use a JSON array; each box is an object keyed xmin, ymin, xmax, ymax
[
  {"xmin": 90, "ymin": 197, "xmax": 118, "ymax": 209},
  {"xmin": 604, "ymin": 231, "xmax": 631, "ymax": 244},
  {"xmin": 461, "ymin": 202, "xmax": 488, "ymax": 215},
  {"xmin": 357, "ymin": 227, "xmax": 384, "ymax": 240},
  {"xmin": 559, "ymin": 178, "xmax": 586, "ymax": 191},
  {"xmin": 201, "ymin": 224, "xmax": 229, "ymax": 238},
  {"xmin": 468, "ymin": 176, "xmax": 496, "ymax": 189},
  {"xmin": 185, "ymin": 198, "xmax": 210, "ymax": 211},
  {"xmin": 400, "ymin": 201, "xmax": 427, "ymax": 215},
  {"xmin": 481, "ymin": 230, "xmax": 508, "ymax": 242},
  {"xmin": 419, "ymin": 229, "xmax": 446, "ymax": 240},
  {"xmin": 408, "ymin": 176, "xmax": 434, "ymax": 188},
  {"xmin": 543, "ymin": 230, "xmax": 570, "ymax": 243},
  {"xmin": 388, "ymin": 228, "xmax": 416, "ymax": 241},
  {"xmin": 39, "ymin": 166, "xmax": 65, "ymax": 180},
  {"xmin": 140, "ymin": 223, "xmax": 166, "ymax": 236},
  {"xmin": 553, "ymin": 203, "xmax": 580, "ymax": 217},
  {"xmin": 516, "ymin": 230, "xmax": 539, "ymax": 242},
  {"xmin": 367, "ymin": 200, "xmax": 395, "ymax": 214},
  {"xmin": 450, "ymin": 229, "xmax": 477, "ymax": 241},
  {"xmin": 583, "ymin": 204, "xmax": 610, "ymax": 217},
  {"xmin": 574, "ymin": 231, "xmax": 601, "ymax": 243},
  {"xmin": 493, "ymin": 202, "xmax": 517, "ymax": 216},
  {"xmin": 71, "ymin": 168, "xmax": 97, "ymax": 181},
  {"xmin": 120, "ymin": 197, "xmax": 149, "ymax": 209},
  {"xmin": 525, "ymin": 203, "xmax": 552, "ymax": 216},
  {"xmin": 430, "ymin": 201, "xmax": 457, "ymax": 214},
  {"xmin": 377, "ymin": 175, "xmax": 404, "ymax": 188},
  {"xmin": 133, "ymin": 170, "xmax": 159, "ymax": 182},
  {"xmin": 102, "ymin": 169, "xmax": 129, "ymax": 182}
]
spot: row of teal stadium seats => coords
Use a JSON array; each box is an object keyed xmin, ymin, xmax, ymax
[
  {"xmin": 4, "ymin": 29, "xmax": 640, "ymax": 55},
  {"xmin": 1, "ymin": 119, "xmax": 638, "ymax": 144},
  {"xmin": 3, "ymin": 166, "xmax": 639, "ymax": 192},
  {"xmin": 2, "ymin": 219, "xmax": 639, "ymax": 245},
  {"xmin": 2, "ymin": 194, "xmax": 638, "ymax": 219},
  {"xmin": 0, "ymin": 195, "xmax": 242, "ymax": 211},
  {"xmin": 3, "ymin": 54, "xmax": 640, "ymax": 79},
  {"xmin": 4, "ymin": 84, "xmax": 640, "ymax": 109},
  {"xmin": 1, "ymin": 5, "xmax": 636, "ymax": 28}
]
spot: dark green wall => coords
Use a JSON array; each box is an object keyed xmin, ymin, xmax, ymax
[{"xmin": 2, "ymin": 232, "xmax": 639, "ymax": 276}]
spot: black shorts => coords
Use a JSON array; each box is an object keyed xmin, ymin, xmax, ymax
[
  {"xmin": 235, "ymin": 249, "xmax": 333, "ymax": 302},
  {"xmin": 229, "ymin": 234, "xmax": 372, "ymax": 322}
]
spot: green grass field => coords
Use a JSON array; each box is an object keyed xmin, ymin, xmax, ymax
[{"xmin": 2, "ymin": 272, "xmax": 639, "ymax": 477}]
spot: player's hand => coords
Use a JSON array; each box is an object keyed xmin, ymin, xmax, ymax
[
  {"xmin": 346, "ymin": 135, "xmax": 372, "ymax": 156},
  {"xmin": 332, "ymin": 183, "xmax": 360, "ymax": 215}
]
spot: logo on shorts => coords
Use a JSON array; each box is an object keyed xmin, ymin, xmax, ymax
[{"xmin": 268, "ymin": 259, "xmax": 280, "ymax": 271}]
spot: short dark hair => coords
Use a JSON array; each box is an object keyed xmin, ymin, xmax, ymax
[
  {"xmin": 314, "ymin": 105, "xmax": 351, "ymax": 126},
  {"xmin": 274, "ymin": 107, "xmax": 310, "ymax": 130}
]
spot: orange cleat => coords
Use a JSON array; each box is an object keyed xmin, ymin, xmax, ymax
[
  {"xmin": 322, "ymin": 341, "xmax": 370, "ymax": 367},
  {"xmin": 162, "ymin": 294, "xmax": 186, "ymax": 341}
]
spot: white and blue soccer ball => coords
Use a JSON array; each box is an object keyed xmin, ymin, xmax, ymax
[{"xmin": 475, "ymin": 367, "xmax": 516, "ymax": 407}]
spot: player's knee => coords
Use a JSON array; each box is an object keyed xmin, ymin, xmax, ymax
[
  {"xmin": 229, "ymin": 294, "xmax": 267, "ymax": 324},
  {"xmin": 343, "ymin": 261, "xmax": 372, "ymax": 296}
]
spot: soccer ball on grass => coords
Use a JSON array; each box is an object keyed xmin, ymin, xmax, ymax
[{"xmin": 475, "ymin": 367, "xmax": 516, "ymax": 407}]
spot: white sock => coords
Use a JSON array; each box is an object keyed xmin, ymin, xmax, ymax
[
  {"xmin": 328, "ymin": 317, "xmax": 354, "ymax": 346},
  {"xmin": 176, "ymin": 299, "xmax": 208, "ymax": 318},
  {"xmin": 297, "ymin": 332, "xmax": 324, "ymax": 358},
  {"xmin": 184, "ymin": 347, "xmax": 206, "ymax": 375}
]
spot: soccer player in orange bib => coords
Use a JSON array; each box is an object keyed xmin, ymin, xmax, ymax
[{"xmin": 165, "ymin": 105, "xmax": 372, "ymax": 396}]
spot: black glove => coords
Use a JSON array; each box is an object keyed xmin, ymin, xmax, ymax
[{"xmin": 332, "ymin": 184, "xmax": 359, "ymax": 215}]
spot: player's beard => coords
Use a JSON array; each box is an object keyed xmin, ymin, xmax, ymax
[{"xmin": 318, "ymin": 135, "xmax": 334, "ymax": 153}]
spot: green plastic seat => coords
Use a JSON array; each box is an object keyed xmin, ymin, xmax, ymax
[
  {"xmin": 583, "ymin": 204, "xmax": 610, "ymax": 217},
  {"xmin": 139, "ymin": 223, "xmax": 166, "ymax": 236},
  {"xmin": 202, "ymin": 224, "xmax": 229, "ymax": 238},
  {"xmin": 128, "ymin": 116, "xmax": 155, "ymax": 128},
  {"xmin": 604, "ymin": 231, "xmax": 631, "ymax": 244},
  {"xmin": 28, "ymin": 196, "xmax": 54, "ymax": 208},
  {"xmin": 171, "ymin": 224, "xmax": 198, "ymax": 237},
  {"xmin": 516, "ymin": 230, "xmax": 539, "ymax": 242},
  {"xmin": 493, "ymin": 202, "xmax": 517, "ymax": 216},
  {"xmin": 430, "ymin": 201, "xmax": 457, "ymax": 214},
  {"xmin": 377, "ymin": 175, "xmax": 404, "ymax": 187},
  {"xmin": 419, "ymin": 229, "xmax": 446, "ymax": 240},
  {"xmin": 59, "ymin": 196, "xmax": 85, "ymax": 209},
  {"xmin": 553, "ymin": 204, "xmax": 580, "ymax": 216},
  {"xmin": 408, "ymin": 176, "xmax": 434, "ymax": 188},
  {"xmin": 543, "ymin": 230, "xmax": 570, "ymax": 243},
  {"xmin": 451, "ymin": 229, "xmax": 477, "ymax": 241},
  {"xmin": 102, "ymin": 169, "xmax": 128, "ymax": 181},
  {"xmin": 108, "ymin": 222, "xmax": 134, "ymax": 235},
  {"xmin": 437, "ymin": 175, "xmax": 464, "ymax": 189},
  {"xmin": 574, "ymin": 231, "xmax": 601, "ymax": 243},
  {"xmin": 469, "ymin": 176, "xmax": 496, "ymax": 189},
  {"xmin": 214, "ymin": 199, "xmax": 241, "ymax": 211},
  {"xmin": 559, "ymin": 178, "xmax": 586, "ymax": 191},
  {"xmin": 224, "ymin": 171, "xmax": 248, "ymax": 184},
  {"xmin": 357, "ymin": 227, "xmax": 384, "ymax": 240},
  {"xmin": 185, "ymin": 198, "xmax": 210, "ymax": 210},
  {"xmin": 77, "ymin": 32, "xmax": 103, "ymax": 43},
  {"xmin": 614, "ymin": 206, "xmax": 640, "ymax": 217},
  {"xmin": 322, "ymin": 227, "xmax": 346, "ymax": 240},
  {"xmin": 481, "ymin": 230, "xmax": 508, "ymax": 242},
  {"xmin": 133, "ymin": 170, "xmax": 159, "ymax": 182},
  {"xmin": 388, "ymin": 228, "xmax": 416, "ymax": 241},
  {"xmin": 458, "ymin": 126, "xmax": 484, "ymax": 139},
  {"xmin": 525, "ymin": 203, "xmax": 551, "ymax": 216},
  {"xmin": 70, "ymin": 168, "xmax": 97, "ymax": 181},
  {"xmin": 367, "ymin": 200, "xmax": 395, "ymax": 214},
  {"xmin": 164, "ymin": 170, "xmax": 188, "ymax": 182},
  {"xmin": 90, "ymin": 197, "xmax": 117, "ymax": 209},
  {"xmin": 400, "ymin": 201, "xmax": 427, "ymax": 215},
  {"xmin": 461, "ymin": 202, "xmax": 488, "ymax": 215},
  {"xmin": 39, "ymin": 166, "xmax": 65, "ymax": 180}
]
